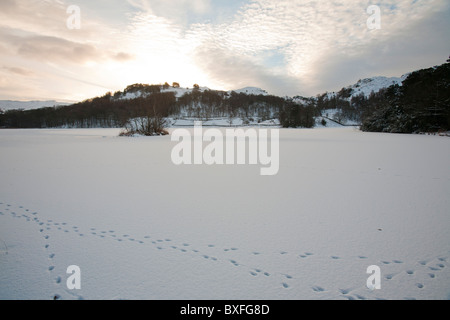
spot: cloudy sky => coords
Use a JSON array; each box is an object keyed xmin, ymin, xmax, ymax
[{"xmin": 0, "ymin": 0, "xmax": 449, "ymax": 102}]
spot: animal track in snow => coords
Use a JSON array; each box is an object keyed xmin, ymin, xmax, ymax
[{"xmin": 1, "ymin": 201, "xmax": 449, "ymax": 299}]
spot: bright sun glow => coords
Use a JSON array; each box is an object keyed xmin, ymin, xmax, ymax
[{"xmin": 0, "ymin": 0, "xmax": 448, "ymax": 101}]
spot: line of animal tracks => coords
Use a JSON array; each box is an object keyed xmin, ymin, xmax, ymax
[{"xmin": 1, "ymin": 200, "xmax": 449, "ymax": 300}]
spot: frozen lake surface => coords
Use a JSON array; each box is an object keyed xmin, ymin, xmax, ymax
[{"xmin": 0, "ymin": 127, "xmax": 449, "ymax": 300}]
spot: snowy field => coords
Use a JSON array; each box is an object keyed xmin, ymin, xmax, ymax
[{"xmin": 0, "ymin": 127, "xmax": 449, "ymax": 300}]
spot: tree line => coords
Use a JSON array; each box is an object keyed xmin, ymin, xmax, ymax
[
  {"xmin": 0, "ymin": 83, "xmax": 316, "ymax": 130},
  {"xmin": 361, "ymin": 57, "xmax": 450, "ymax": 133},
  {"xmin": 2, "ymin": 57, "xmax": 448, "ymax": 134}
]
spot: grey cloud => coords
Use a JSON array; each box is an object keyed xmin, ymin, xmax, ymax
[
  {"xmin": 194, "ymin": 46, "xmax": 304, "ymax": 96},
  {"xmin": 0, "ymin": 0, "xmax": 17, "ymax": 13},
  {"xmin": 13, "ymin": 34, "xmax": 99, "ymax": 64},
  {"xmin": 310, "ymin": 4, "xmax": 450, "ymax": 94},
  {"xmin": 113, "ymin": 52, "xmax": 135, "ymax": 62},
  {"xmin": 2, "ymin": 66, "xmax": 35, "ymax": 76},
  {"xmin": 0, "ymin": 27, "xmax": 135, "ymax": 65}
]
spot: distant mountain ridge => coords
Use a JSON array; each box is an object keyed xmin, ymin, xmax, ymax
[
  {"xmin": 0, "ymin": 77, "xmax": 408, "ymax": 130},
  {"xmin": 0, "ymin": 76, "xmax": 404, "ymax": 112},
  {"xmin": 0, "ymin": 100, "xmax": 70, "ymax": 111}
]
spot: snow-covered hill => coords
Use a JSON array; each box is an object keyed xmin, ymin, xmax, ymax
[
  {"xmin": 0, "ymin": 76, "xmax": 403, "ymax": 112},
  {"xmin": 118, "ymin": 86, "xmax": 214, "ymax": 100},
  {"xmin": 118, "ymin": 85, "xmax": 270, "ymax": 100},
  {"xmin": 230, "ymin": 87, "xmax": 269, "ymax": 96},
  {"xmin": 0, "ymin": 100, "xmax": 70, "ymax": 111},
  {"xmin": 345, "ymin": 75, "xmax": 409, "ymax": 98},
  {"xmin": 291, "ymin": 75, "xmax": 409, "ymax": 105}
]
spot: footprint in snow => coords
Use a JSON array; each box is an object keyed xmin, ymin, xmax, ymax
[
  {"xmin": 312, "ymin": 286, "xmax": 325, "ymax": 292},
  {"xmin": 339, "ymin": 288, "xmax": 353, "ymax": 295},
  {"xmin": 385, "ymin": 274, "xmax": 397, "ymax": 280},
  {"xmin": 229, "ymin": 260, "xmax": 239, "ymax": 266},
  {"xmin": 429, "ymin": 266, "xmax": 440, "ymax": 271}
]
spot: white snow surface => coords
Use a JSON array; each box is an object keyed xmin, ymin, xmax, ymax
[{"xmin": 0, "ymin": 127, "xmax": 449, "ymax": 300}]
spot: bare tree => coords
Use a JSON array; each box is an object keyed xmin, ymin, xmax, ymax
[{"xmin": 120, "ymin": 103, "xmax": 169, "ymax": 136}]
